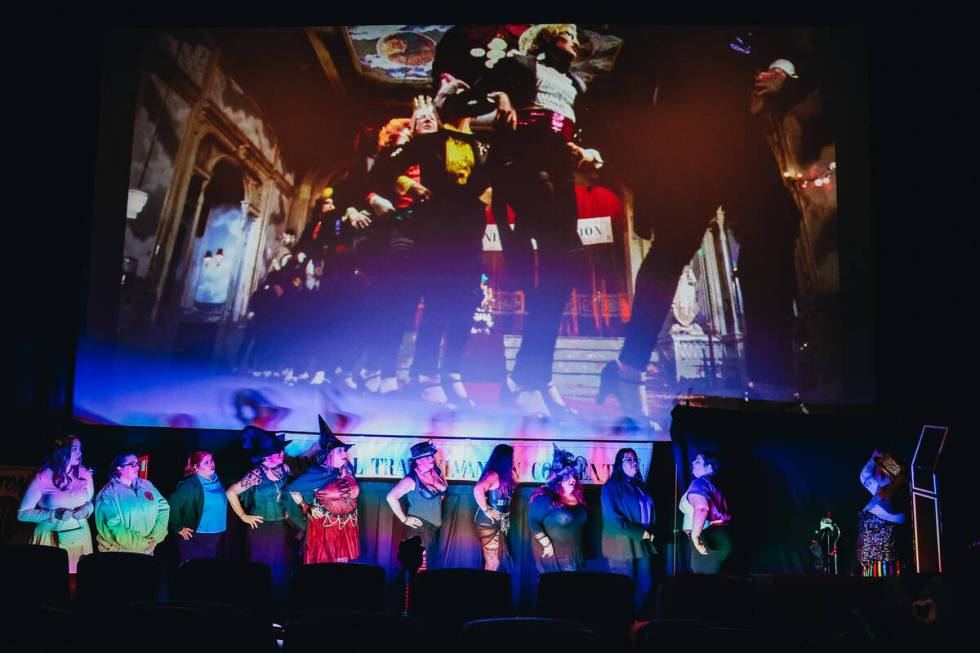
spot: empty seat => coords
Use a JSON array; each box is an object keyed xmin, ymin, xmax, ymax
[
  {"xmin": 0, "ymin": 605, "xmax": 78, "ymax": 651},
  {"xmin": 537, "ymin": 571, "xmax": 634, "ymax": 647},
  {"xmin": 285, "ymin": 609, "xmax": 423, "ymax": 652},
  {"xmin": 0, "ymin": 544, "xmax": 69, "ymax": 609},
  {"xmin": 76, "ymin": 551, "xmax": 164, "ymax": 611},
  {"xmin": 120, "ymin": 600, "xmax": 265, "ymax": 652},
  {"xmin": 462, "ymin": 617, "xmax": 600, "ymax": 653},
  {"xmin": 656, "ymin": 573, "xmax": 758, "ymax": 621},
  {"xmin": 410, "ymin": 568, "xmax": 513, "ymax": 638},
  {"xmin": 174, "ymin": 558, "xmax": 272, "ymax": 624},
  {"xmin": 289, "ymin": 562, "xmax": 386, "ymax": 614},
  {"xmin": 632, "ymin": 619, "xmax": 784, "ymax": 649}
]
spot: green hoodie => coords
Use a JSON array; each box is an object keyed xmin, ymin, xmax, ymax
[{"xmin": 94, "ymin": 478, "xmax": 170, "ymax": 553}]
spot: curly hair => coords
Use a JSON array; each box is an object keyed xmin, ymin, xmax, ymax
[
  {"xmin": 378, "ymin": 118, "xmax": 412, "ymax": 149},
  {"xmin": 520, "ymin": 23, "xmax": 577, "ymax": 56}
]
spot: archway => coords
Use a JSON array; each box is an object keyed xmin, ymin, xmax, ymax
[{"xmin": 173, "ymin": 159, "xmax": 245, "ymax": 359}]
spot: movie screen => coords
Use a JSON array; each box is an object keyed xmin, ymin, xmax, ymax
[{"xmin": 75, "ymin": 24, "xmax": 855, "ymax": 438}]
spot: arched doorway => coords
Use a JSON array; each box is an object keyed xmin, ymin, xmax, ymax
[{"xmin": 173, "ymin": 159, "xmax": 245, "ymax": 359}]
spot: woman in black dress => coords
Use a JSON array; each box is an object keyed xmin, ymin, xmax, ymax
[
  {"xmin": 528, "ymin": 445, "xmax": 588, "ymax": 572},
  {"xmin": 473, "ymin": 444, "xmax": 517, "ymax": 571}
]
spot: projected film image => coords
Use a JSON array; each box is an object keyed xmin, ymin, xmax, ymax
[{"xmin": 76, "ymin": 24, "xmax": 847, "ymax": 437}]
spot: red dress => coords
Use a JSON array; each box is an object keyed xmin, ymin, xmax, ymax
[{"xmin": 304, "ymin": 468, "xmax": 360, "ymax": 563}]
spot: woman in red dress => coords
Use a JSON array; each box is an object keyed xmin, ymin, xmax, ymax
[{"xmin": 285, "ymin": 417, "xmax": 360, "ymax": 563}]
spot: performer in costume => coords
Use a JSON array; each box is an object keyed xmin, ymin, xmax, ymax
[
  {"xmin": 528, "ymin": 444, "xmax": 589, "ymax": 572},
  {"xmin": 285, "ymin": 417, "xmax": 360, "ymax": 564},
  {"xmin": 370, "ymin": 86, "xmax": 491, "ymax": 406},
  {"xmin": 94, "ymin": 453, "xmax": 170, "ymax": 555},
  {"xmin": 473, "ymin": 444, "xmax": 516, "ymax": 571},
  {"xmin": 856, "ymin": 450, "xmax": 907, "ymax": 576},
  {"xmin": 364, "ymin": 111, "xmax": 438, "ymax": 397},
  {"xmin": 449, "ymin": 24, "xmax": 604, "ymax": 419},
  {"xmin": 18, "ymin": 436, "xmax": 94, "ymax": 572},
  {"xmin": 601, "ymin": 447, "xmax": 657, "ymax": 612},
  {"xmin": 168, "ymin": 450, "xmax": 228, "ymax": 563},
  {"xmin": 226, "ymin": 426, "xmax": 292, "ymax": 589},
  {"xmin": 386, "ymin": 440, "xmax": 448, "ymax": 568},
  {"xmin": 678, "ymin": 452, "xmax": 732, "ymax": 573}
]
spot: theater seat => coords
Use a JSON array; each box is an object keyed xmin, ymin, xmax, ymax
[
  {"xmin": 632, "ymin": 619, "xmax": 786, "ymax": 649},
  {"xmin": 462, "ymin": 617, "xmax": 600, "ymax": 653},
  {"xmin": 536, "ymin": 571, "xmax": 634, "ymax": 647},
  {"xmin": 0, "ymin": 605, "xmax": 78, "ymax": 651},
  {"xmin": 0, "ymin": 544, "xmax": 69, "ymax": 610},
  {"xmin": 120, "ymin": 600, "xmax": 266, "ymax": 652},
  {"xmin": 76, "ymin": 551, "xmax": 164, "ymax": 611},
  {"xmin": 289, "ymin": 562, "xmax": 386, "ymax": 615},
  {"xmin": 410, "ymin": 568, "xmax": 513, "ymax": 638},
  {"xmin": 174, "ymin": 558, "xmax": 272, "ymax": 625},
  {"xmin": 655, "ymin": 573, "xmax": 757, "ymax": 621},
  {"xmin": 284, "ymin": 609, "xmax": 423, "ymax": 652}
]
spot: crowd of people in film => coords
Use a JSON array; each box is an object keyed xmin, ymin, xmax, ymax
[
  {"xmin": 238, "ymin": 23, "xmax": 605, "ymax": 422},
  {"xmin": 18, "ymin": 419, "xmax": 909, "ymax": 613},
  {"xmin": 233, "ymin": 22, "xmax": 830, "ymax": 425}
]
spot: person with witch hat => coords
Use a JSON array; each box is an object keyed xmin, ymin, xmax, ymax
[
  {"xmin": 284, "ymin": 417, "xmax": 360, "ymax": 564},
  {"xmin": 226, "ymin": 426, "xmax": 293, "ymax": 588}
]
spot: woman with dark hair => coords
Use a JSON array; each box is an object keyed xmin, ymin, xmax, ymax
[
  {"xmin": 856, "ymin": 450, "xmax": 908, "ymax": 576},
  {"xmin": 94, "ymin": 453, "xmax": 170, "ymax": 554},
  {"xmin": 528, "ymin": 445, "xmax": 589, "ymax": 572},
  {"xmin": 386, "ymin": 440, "xmax": 448, "ymax": 567},
  {"xmin": 285, "ymin": 418, "xmax": 360, "ymax": 564},
  {"xmin": 226, "ymin": 426, "xmax": 293, "ymax": 588},
  {"xmin": 473, "ymin": 444, "xmax": 517, "ymax": 571},
  {"xmin": 168, "ymin": 451, "xmax": 228, "ymax": 563},
  {"xmin": 602, "ymin": 448, "xmax": 657, "ymax": 610},
  {"xmin": 18, "ymin": 437, "xmax": 94, "ymax": 572},
  {"xmin": 678, "ymin": 452, "xmax": 732, "ymax": 573}
]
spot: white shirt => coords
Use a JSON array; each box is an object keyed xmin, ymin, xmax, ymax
[{"xmin": 533, "ymin": 63, "xmax": 577, "ymax": 122}]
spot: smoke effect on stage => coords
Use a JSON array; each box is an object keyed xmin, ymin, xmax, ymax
[{"xmin": 78, "ymin": 24, "xmax": 858, "ymax": 435}]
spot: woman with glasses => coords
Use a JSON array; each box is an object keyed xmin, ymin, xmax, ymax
[
  {"xmin": 94, "ymin": 453, "xmax": 170, "ymax": 554},
  {"xmin": 18, "ymin": 436, "xmax": 95, "ymax": 572},
  {"xmin": 601, "ymin": 448, "xmax": 657, "ymax": 611}
]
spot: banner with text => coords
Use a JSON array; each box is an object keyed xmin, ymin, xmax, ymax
[{"xmin": 284, "ymin": 435, "xmax": 653, "ymax": 484}]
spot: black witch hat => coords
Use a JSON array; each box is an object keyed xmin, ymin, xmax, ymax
[
  {"xmin": 241, "ymin": 425, "xmax": 291, "ymax": 463},
  {"xmin": 318, "ymin": 416, "xmax": 353, "ymax": 453}
]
